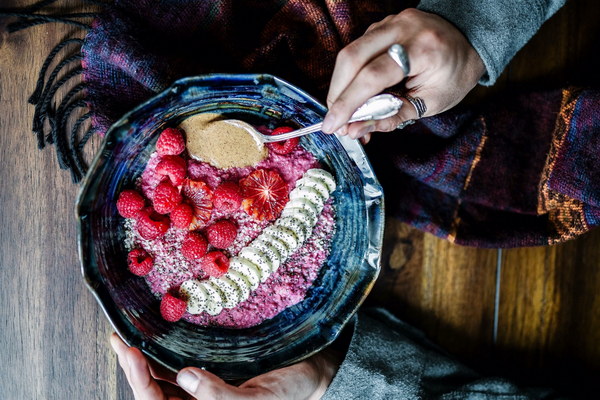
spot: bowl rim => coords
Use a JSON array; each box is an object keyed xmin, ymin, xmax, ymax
[{"xmin": 76, "ymin": 72, "xmax": 385, "ymax": 377}]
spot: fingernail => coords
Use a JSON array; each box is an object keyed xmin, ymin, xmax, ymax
[
  {"xmin": 322, "ymin": 114, "xmax": 336, "ymax": 133},
  {"xmin": 177, "ymin": 370, "xmax": 200, "ymax": 393}
]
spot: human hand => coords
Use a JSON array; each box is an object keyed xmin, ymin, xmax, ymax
[
  {"xmin": 110, "ymin": 333, "xmax": 339, "ymax": 400},
  {"xmin": 322, "ymin": 8, "xmax": 486, "ymax": 143}
]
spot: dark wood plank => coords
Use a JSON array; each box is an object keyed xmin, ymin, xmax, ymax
[
  {"xmin": 368, "ymin": 219, "xmax": 499, "ymax": 364},
  {"xmin": 0, "ymin": 1, "xmax": 126, "ymax": 398}
]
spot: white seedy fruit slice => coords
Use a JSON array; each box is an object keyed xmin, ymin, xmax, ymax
[
  {"xmin": 276, "ymin": 215, "xmax": 309, "ymax": 243},
  {"xmin": 207, "ymin": 276, "xmax": 240, "ymax": 309},
  {"xmin": 286, "ymin": 197, "xmax": 319, "ymax": 216},
  {"xmin": 262, "ymin": 225, "xmax": 299, "ymax": 252},
  {"xmin": 238, "ymin": 247, "xmax": 272, "ymax": 281},
  {"xmin": 256, "ymin": 232, "xmax": 289, "ymax": 261},
  {"xmin": 295, "ymin": 176, "xmax": 330, "ymax": 199},
  {"xmin": 289, "ymin": 186, "xmax": 324, "ymax": 212},
  {"xmin": 229, "ymin": 257, "xmax": 261, "ymax": 290},
  {"xmin": 281, "ymin": 207, "xmax": 317, "ymax": 232},
  {"xmin": 224, "ymin": 269, "xmax": 251, "ymax": 303},
  {"xmin": 250, "ymin": 238, "xmax": 282, "ymax": 271},
  {"xmin": 199, "ymin": 281, "xmax": 225, "ymax": 316},
  {"xmin": 305, "ymin": 169, "xmax": 336, "ymax": 192},
  {"xmin": 179, "ymin": 279, "xmax": 208, "ymax": 315}
]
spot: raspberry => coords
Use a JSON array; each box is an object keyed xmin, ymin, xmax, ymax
[
  {"xmin": 156, "ymin": 127, "xmax": 186, "ymax": 156},
  {"xmin": 181, "ymin": 231, "xmax": 208, "ymax": 260},
  {"xmin": 160, "ymin": 293, "xmax": 187, "ymax": 322},
  {"xmin": 153, "ymin": 180, "xmax": 182, "ymax": 214},
  {"xmin": 171, "ymin": 202, "xmax": 194, "ymax": 229},
  {"xmin": 116, "ymin": 189, "xmax": 145, "ymax": 218},
  {"xmin": 206, "ymin": 219, "xmax": 238, "ymax": 249},
  {"xmin": 156, "ymin": 155, "xmax": 186, "ymax": 187},
  {"xmin": 136, "ymin": 208, "xmax": 170, "ymax": 240},
  {"xmin": 127, "ymin": 248, "xmax": 154, "ymax": 276},
  {"xmin": 267, "ymin": 126, "xmax": 299, "ymax": 155},
  {"xmin": 199, "ymin": 251, "xmax": 230, "ymax": 278},
  {"xmin": 213, "ymin": 181, "xmax": 242, "ymax": 213},
  {"xmin": 240, "ymin": 168, "xmax": 289, "ymax": 221}
]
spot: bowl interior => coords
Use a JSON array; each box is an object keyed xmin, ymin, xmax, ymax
[{"xmin": 77, "ymin": 74, "xmax": 384, "ymax": 379}]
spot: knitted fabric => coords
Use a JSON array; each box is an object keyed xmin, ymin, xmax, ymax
[{"xmin": 3, "ymin": 0, "xmax": 599, "ymax": 247}]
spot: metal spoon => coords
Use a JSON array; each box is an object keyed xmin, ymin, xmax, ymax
[{"xmin": 223, "ymin": 94, "xmax": 403, "ymax": 143}]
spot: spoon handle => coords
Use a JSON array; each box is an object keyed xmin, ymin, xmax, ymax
[{"xmin": 263, "ymin": 94, "xmax": 403, "ymax": 143}]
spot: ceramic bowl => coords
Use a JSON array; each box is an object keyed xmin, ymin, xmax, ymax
[{"xmin": 76, "ymin": 73, "xmax": 384, "ymax": 379}]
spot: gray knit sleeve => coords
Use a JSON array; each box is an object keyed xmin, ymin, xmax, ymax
[
  {"xmin": 321, "ymin": 308, "xmax": 558, "ymax": 399},
  {"xmin": 416, "ymin": 0, "xmax": 565, "ymax": 85}
]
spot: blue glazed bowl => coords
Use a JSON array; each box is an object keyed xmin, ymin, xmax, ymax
[{"xmin": 76, "ymin": 74, "xmax": 384, "ymax": 380}]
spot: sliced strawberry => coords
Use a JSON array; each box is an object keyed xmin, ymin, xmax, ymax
[
  {"xmin": 240, "ymin": 168, "xmax": 288, "ymax": 221},
  {"xmin": 182, "ymin": 178, "xmax": 214, "ymax": 230},
  {"xmin": 267, "ymin": 126, "xmax": 299, "ymax": 155}
]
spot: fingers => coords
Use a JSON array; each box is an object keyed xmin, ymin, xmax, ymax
[
  {"xmin": 110, "ymin": 333, "xmax": 168, "ymax": 400},
  {"xmin": 177, "ymin": 368, "xmax": 255, "ymax": 400}
]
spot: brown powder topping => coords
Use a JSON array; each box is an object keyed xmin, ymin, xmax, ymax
[{"xmin": 180, "ymin": 113, "xmax": 267, "ymax": 169}]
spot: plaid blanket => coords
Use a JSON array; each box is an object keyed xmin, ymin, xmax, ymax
[{"xmin": 2, "ymin": 0, "xmax": 599, "ymax": 247}]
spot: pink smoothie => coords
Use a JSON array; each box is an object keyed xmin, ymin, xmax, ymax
[{"xmin": 126, "ymin": 140, "xmax": 335, "ymax": 328}]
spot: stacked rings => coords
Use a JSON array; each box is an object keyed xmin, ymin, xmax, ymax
[{"xmin": 405, "ymin": 95, "xmax": 427, "ymax": 119}]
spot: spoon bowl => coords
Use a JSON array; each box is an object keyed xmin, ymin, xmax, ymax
[{"xmin": 224, "ymin": 94, "xmax": 403, "ymax": 143}]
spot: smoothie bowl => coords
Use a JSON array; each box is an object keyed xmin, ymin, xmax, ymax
[{"xmin": 76, "ymin": 74, "xmax": 384, "ymax": 379}]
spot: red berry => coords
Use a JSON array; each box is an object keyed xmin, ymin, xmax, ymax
[
  {"xmin": 156, "ymin": 155, "xmax": 186, "ymax": 187},
  {"xmin": 127, "ymin": 248, "xmax": 154, "ymax": 276},
  {"xmin": 206, "ymin": 219, "xmax": 238, "ymax": 249},
  {"xmin": 156, "ymin": 127, "xmax": 186, "ymax": 156},
  {"xmin": 116, "ymin": 189, "xmax": 145, "ymax": 218},
  {"xmin": 171, "ymin": 203, "xmax": 194, "ymax": 229},
  {"xmin": 181, "ymin": 231, "xmax": 208, "ymax": 260},
  {"xmin": 240, "ymin": 168, "xmax": 289, "ymax": 221},
  {"xmin": 213, "ymin": 181, "xmax": 242, "ymax": 213},
  {"xmin": 200, "ymin": 251, "xmax": 230, "ymax": 277},
  {"xmin": 153, "ymin": 180, "xmax": 182, "ymax": 214},
  {"xmin": 160, "ymin": 293, "xmax": 187, "ymax": 322},
  {"xmin": 267, "ymin": 126, "xmax": 299, "ymax": 155},
  {"xmin": 182, "ymin": 179, "xmax": 214, "ymax": 230},
  {"xmin": 136, "ymin": 208, "xmax": 170, "ymax": 240}
]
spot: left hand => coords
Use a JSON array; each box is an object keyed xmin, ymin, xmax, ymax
[{"xmin": 110, "ymin": 333, "xmax": 339, "ymax": 400}]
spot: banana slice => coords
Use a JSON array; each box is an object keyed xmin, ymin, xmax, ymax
[
  {"xmin": 286, "ymin": 197, "xmax": 319, "ymax": 216},
  {"xmin": 179, "ymin": 279, "xmax": 208, "ymax": 315},
  {"xmin": 256, "ymin": 232, "xmax": 289, "ymax": 261},
  {"xmin": 250, "ymin": 238, "xmax": 282, "ymax": 271},
  {"xmin": 238, "ymin": 247, "xmax": 272, "ymax": 281},
  {"xmin": 289, "ymin": 186, "xmax": 325, "ymax": 212},
  {"xmin": 281, "ymin": 207, "xmax": 317, "ymax": 231},
  {"xmin": 262, "ymin": 225, "xmax": 299, "ymax": 252},
  {"xmin": 200, "ymin": 281, "xmax": 224, "ymax": 316},
  {"xmin": 229, "ymin": 257, "xmax": 261, "ymax": 289},
  {"xmin": 207, "ymin": 276, "xmax": 240, "ymax": 309},
  {"xmin": 276, "ymin": 215, "xmax": 309, "ymax": 243},
  {"xmin": 305, "ymin": 169, "xmax": 336, "ymax": 192},
  {"xmin": 224, "ymin": 269, "xmax": 251, "ymax": 302},
  {"xmin": 295, "ymin": 176, "xmax": 330, "ymax": 199}
]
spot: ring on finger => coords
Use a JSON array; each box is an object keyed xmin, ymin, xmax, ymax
[
  {"xmin": 396, "ymin": 119, "xmax": 415, "ymax": 130},
  {"xmin": 387, "ymin": 44, "xmax": 410, "ymax": 76},
  {"xmin": 405, "ymin": 95, "xmax": 427, "ymax": 119}
]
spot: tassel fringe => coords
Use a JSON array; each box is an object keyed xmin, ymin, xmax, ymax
[{"xmin": 0, "ymin": 0, "xmax": 107, "ymax": 182}]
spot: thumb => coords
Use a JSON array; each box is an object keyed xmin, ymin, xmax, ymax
[{"xmin": 176, "ymin": 368, "xmax": 251, "ymax": 399}]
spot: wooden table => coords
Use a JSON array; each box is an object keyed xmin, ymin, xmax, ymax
[{"xmin": 1, "ymin": 1, "xmax": 599, "ymax": 398}]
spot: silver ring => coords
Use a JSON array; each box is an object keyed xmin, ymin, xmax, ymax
[
  {"xmin": 396, "ymin": 119, "xmax": 415, "ymax": 130},
  {"xmin": 405, "ymin": 95, "xmax": 427, "ymax": 118},
  {"xmin": 387, "ymin": 44, "xmax": 410, "ymax": 76}
]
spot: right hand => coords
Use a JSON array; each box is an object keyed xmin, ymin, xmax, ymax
[{"xmin": 322, "ymin": 8, "xmax": 486, "ymax": 143}]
